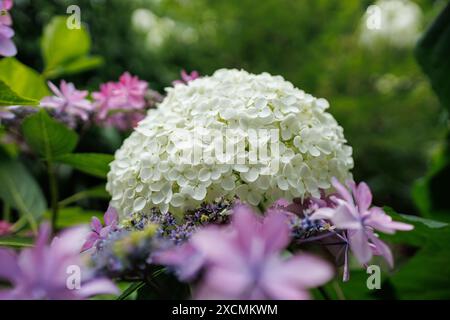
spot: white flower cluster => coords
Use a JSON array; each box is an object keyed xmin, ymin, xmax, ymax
[
  {"xmin": 107, "ymin": 69, "xmax": 353, "ymax": 217},
  {"xmin": 360, "ymin": 0, "xmax": 423, "ymax": 49}
]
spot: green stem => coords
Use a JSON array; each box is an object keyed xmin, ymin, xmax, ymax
[
  {"xmin": 332, "ymin": 280, "xmax": 346, "ymax": 300},
  {"xmin": 3, "ymin": 204, "xmax": 11, "ymax": 222},
  {"xmin": 58, "ymin": 191, "xmax": 88, "ymax": 209},
  {"xmin": 318, "ymin": 286, "xmax": 331, "ymax": 300},
  {"xmin": 48, "ymin": 161, "xmax": 59, "ymax": 232}
]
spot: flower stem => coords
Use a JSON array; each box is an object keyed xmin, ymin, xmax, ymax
[
  {"xmin": 318, "ymin": 286, "xmax": 331, "ymax": 300},
  {"xmin": 3, "ymin": 204, "xmax": 11, "ymax": 222},
  {"xmin": 48, "ymin": 161, "xmax": 59, "ymax": 232}
]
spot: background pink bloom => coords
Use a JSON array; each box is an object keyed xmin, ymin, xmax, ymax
[
  {"xmin": 0, "ymin": 0, "xmax": 13, "ymax": 10},
  {"xmin": 40, "ymin": 81, "xmax": 93, "ymax": 122},
  {"xmin": 0, "ymin": 220, "xmax": 12, "ymax": 236},
  {"xmin": 0, "ymin": 0, "xmax": 16, "ymax": 57},
  {"xmin": 172, "ymin": 70, "xmax": 200, "ymax": 85},
  {"xmin": 93, "ymin": 72, "xmax": 148, "ymax": 130},
  {"xmin": 0, "ymin": 223, "xmax": 118, "ymax": 300}
]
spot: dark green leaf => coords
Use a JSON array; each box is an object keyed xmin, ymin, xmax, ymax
[
  {"xmin": 0, "ymin": 153, "xmax": 47, "ymax": 230},
  {"xmin": 415, "ymin": 3, "xmax": 450, "ymax": 111},
  {"xmin": 55, "ymin": 153, "xmax": 113, "ymax": 178},
  {"xmin": 390, "ymin": 225, "xmax": 450, "ymax": 299},
  {"xmin": 21, "ymin": 110, "xmax": 78, "ymax": 160},
  {"xmin": 381, "ymin": 207, "xmax": 448, "ymax": 247}
]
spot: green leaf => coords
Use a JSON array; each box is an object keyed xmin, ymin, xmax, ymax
[
  {"xmin": 21, "ymin": 110, "xmax": 78, "ymax": 160},
  {"xmin": 0, "ymin": 80, "xmax": 39, "ymax": 107},
  {"xmin": 0, "ymin": 236, "xmax": 34, "ymax": 248},
  {"xmin": 55, "ymin": 153, "xmax": 113, "ymax": 178},
  {"xmin": 44, "ymin": 56, "xmax": 104, "ymax": 79},
  {"xmin": 0, "ymin": 58, "xmax": 49, "ymax": 100},
  {"xmin": 117, "ymin": 282, "xmax": 146, "ymax": 300},
  {"xmin": 415, "ymin": 3, "xmax": 450, "ymax": 111},
  {"xmin": 390, "ymin": 224, "xmax": 450, "ymax": 299},
  {"xmin": 0, "ymin": 153, "xmax": 47, "ymax": 231},
  {"xmin": 58, "ymin": 185, "xmax": 110, "ymax": 208},
  {"xmin": 381, "ymin": 207, "xmax": 448, "ymax": 247},
  {"xmin": 41, "ymin": 16, "xmax": 103, "ymax": 78},
  {"xmin": 43, "ymin": 207, "xmax": 102, "ymax": 229},
  {"xmin": 380, "ymin": 207, "xmax": 450, "ymax": 299}
]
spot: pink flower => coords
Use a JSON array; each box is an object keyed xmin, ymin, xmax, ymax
[
  {"xmin": 0, "ymin": 0, "xmax": 13, "ymax": 10},
  {"xmin": 172, "ymin": 70, "xmax": 200, "ymax": 85},
  {"xmin": 40, "ymin": 81, "xmax": 93, "ymax": 122},
  {"xmin": 156, "ymin": 204, "xmax": 333, "ymax": 300},
  {"xmin": 93, "ymin": 72, "xmax": 148, "ymax": 130},
  {"xmin": 311, "ymin": 177, "xmax": 413, "ymax": 266},
  {"xmin": 0, "ymin": 223, "xmax": 118, "ymax": 300},
  {"xmin": 0, "ymin": 220, "xmax": 12, "ymax": 236},
  {"xmin": 0, "ymin": 0, "xmax": 16, "ymax": 57},
  {"xmin": 81, "ymin": 206, "xmax": 119, "ymax": 252},
  {"xmin": 114, "ymin": 72, "xmax": 148, "ymax": 109}
]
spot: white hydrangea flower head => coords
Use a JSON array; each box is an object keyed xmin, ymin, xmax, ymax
[
  {"xmin": 360, "ymin": 0, "xmax": 423, "ymax": 49},
  {"xmin": 107, "ymin": 69, "xmax": 353, "ymax": 218}
]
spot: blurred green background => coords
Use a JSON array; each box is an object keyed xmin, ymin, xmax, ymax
[{"xmin": 10, "ymin": 0, "xmax": 449, "ymax": 214}]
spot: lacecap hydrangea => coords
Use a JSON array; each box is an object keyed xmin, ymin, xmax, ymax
[{"xmin": 106, "ymin": 69, "xmax": 353, "ymax": 217}]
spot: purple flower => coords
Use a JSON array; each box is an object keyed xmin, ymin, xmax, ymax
[
  {"xmin": 156, "ymin": 204, "xmax": 333, "ymax": 300},
  {"xmin": 0, "ymin": 223, "xmax": 118, "ymax": 300},
  {"xmin": 40, "ymin": 81, "xmax": 93, "ymax": 122},
  {"xmin": 82, "ymin": 206, "xmax": 119, "ymax": 252},
  {"xmin": 172, "ymin": 70, "xmax": 200, "ymax": 85},
  {"xmin": 93, "ymin": 72, "xmax": 148, "ymax": 130},
  {"xmin": 0, "ymin": 0, "xmax": 16, "ymax": 57},
  {"xmin": 0, "ymin": 220, "xmax": 12, "ymax": 236},
  {"xmin": 0, "ymin": 108, "xmax": 15, "ymax": 124},
  {"xmin": 152, "ymin": 242, "xmax": 205, "ymax": 281},
  {"xmin": 311, "ymin": 177, "xmax": 413, "ymax": 266}
]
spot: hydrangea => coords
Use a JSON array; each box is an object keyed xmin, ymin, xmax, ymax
[
  {"xmin": 107, "ymin": 69, "xmax": 353, "ymax": 218},
  {"xmin": 40, "ymin": 81, "xmax": 93, "ymax": 126},
  {"xmin": 92, "ymin": 72, "xmax": 149, "ymax": 131}
]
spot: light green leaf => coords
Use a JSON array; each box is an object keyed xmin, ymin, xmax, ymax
[
  {"xmin": 21, "ymin": 109, "xmax": 79, "ymax": 160},
  {"xmin": 0, "ymin": 58, "xmax": 49, "ymax": 100},
  {"xmin": 41, "ymin": 16, "xmax": 102, "ymax": 78},
  {"xmin": 44, "ymin": 56, "xmax": 104, "ymax": 80},
  {"xmin": 55, "ymin": 153, "xmax": 113, "ymax": 178},
  {"xmin": 0, "ymin": 80, "xmax": 39, "ymax": 107},
  {"xmin": 0, "ymin": 153, "xmax": 47, "ymax": 231}
]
